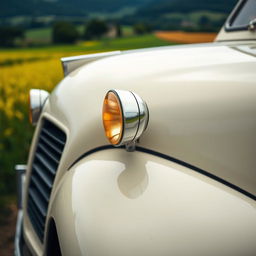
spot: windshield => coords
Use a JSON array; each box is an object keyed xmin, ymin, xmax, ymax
[{"xmin": 226, "ymin": 0, "xmax": 256, "ymax": 31}]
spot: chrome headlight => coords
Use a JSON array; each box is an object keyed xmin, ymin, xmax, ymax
[
  {"xmin": 29, "ymin": 89, "xmax": 49, "ymax": 125},
  {"xmin": 102, "ymin": 89, "xmax": 149, "ymax": 151}
]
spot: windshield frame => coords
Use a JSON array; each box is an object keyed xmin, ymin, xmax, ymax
[{"xmin": 225, "ymin": 0, "xmax": 255, "ymax": 32}]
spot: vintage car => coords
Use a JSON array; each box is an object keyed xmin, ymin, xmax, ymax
[{"xmin": 15, "ymin": 0, "xmax": 256, "ymax": 255}]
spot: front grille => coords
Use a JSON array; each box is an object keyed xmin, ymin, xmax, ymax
[{"xmin": 27, "ymin": 119, "xmax": 66, "ymax": 242}]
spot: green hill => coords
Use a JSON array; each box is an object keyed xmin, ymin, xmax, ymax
[
  {"xmin": 0, "ymin": 0, "xmax": 156, "ymax": 18},
  {"xmin": 121, "ymin": 0, "xmax": 237, "ymax": 31},
  {"xmin": 137, "ymin": 0, "xmax": 237, "ymax": 16}
]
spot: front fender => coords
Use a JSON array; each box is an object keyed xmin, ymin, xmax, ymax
[{"xmin": 49, "ymin": 148, "xmax": 256, "ymax": 256}]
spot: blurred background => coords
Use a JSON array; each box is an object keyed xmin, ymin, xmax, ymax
[{"xmin": 0, "ymin": 0, "xmax": 236, "ymax": 255}]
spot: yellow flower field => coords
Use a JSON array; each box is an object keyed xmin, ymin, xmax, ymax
[
  {"xmin": 1, "ymin": 58, "xmax": 61, "ymax": 119},
  {"xmin": 0, "ymin": 50, "xmax": 85, "ymax": 194},
  {"xmin": 0, "ymin": 51, "xmax": 86, "ymax": 120}
]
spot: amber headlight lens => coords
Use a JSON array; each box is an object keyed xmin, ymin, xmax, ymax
[
  {"xmin": 102, "ymin": 91, "xmax": 123, "ymax": 145},
  {"xmin": 102, "ymin": 89, "xmax": 149, "ymax": 148}
]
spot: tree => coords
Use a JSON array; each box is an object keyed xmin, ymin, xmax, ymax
[
  {"xmin": 116, "ymin": 23, "xmax": 122, "ymax": 38},
  {"xmin": 52, "ymin": 21, "xmax": 79, "ymax": 44},
  {"xmin": 84, "ymin": 19, "xmax": 108, "ymax": 39},
  {"xmin": 133, "ymin": 23, "xmax": 152, "ymax": 35},
  {"xmin": 0, "ymin": 26, "xmax": 24, "ymax": 47},
  {"xmin": 199, "ymin": 15, "xmax": 210, "ymax": 27}
]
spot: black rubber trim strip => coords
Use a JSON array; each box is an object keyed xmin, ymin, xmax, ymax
[
  {"xmin": 68, "ymin": 145, "xmax": 118, "ymax": 170},
  {"xmin": 68, "ymin": 145, "xmax": 256, "ymax": 201}
]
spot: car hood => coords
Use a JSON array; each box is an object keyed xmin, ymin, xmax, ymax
[{"xmin": 47, "ymin": 42, "xmax": 256, "ymax": 198}]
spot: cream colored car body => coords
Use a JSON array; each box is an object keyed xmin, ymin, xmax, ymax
[{"xmin": 17, "ymin": 1, "xmax": 256, "ymax": 256}]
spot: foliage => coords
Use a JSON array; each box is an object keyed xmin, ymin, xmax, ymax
[
  {"xmin": 25, "ymin": 25, "xmax": 129, "ymax": 44},
  {"xmin": 25, "ymin": 27, "xmax": 52, "ymax": 43},
  {"xmin": 84, "ymin": 19, "xmax": 108, "ymax": 40},
  {"xmin": 0, "ymin": 0, "xmax": 87, "ymax": 17},
  {"xmin": 52, "ymin": 21, "xmax": 79, "ymax": 44},
  {"xmin": 0, "ymin": 54, "xmax": 65, "ymax": 194},
  {"xmin": 133, "ymin": 23, "xmax": 152, "ymax": 35},
  {"xmin": 0, "ymin": 26, "xmax": 24, "ymax": 47},
  {"xmin": 0, "ymin": 0, "xmax": 152, "ymax": 18},
  {"xmin": 137, "ymin": 0, "xmax": 236, "ymax": 16},
  {"xmin": 116, "ymin": 23, "xmax": 123, "ymax": 37},
  {"xmin": 120, "ymin": 0, "xmax": 236, "ymax": 31},
  {"xmin": 1, "ymin": 0, "xmax": 237, "ymax": 35}
]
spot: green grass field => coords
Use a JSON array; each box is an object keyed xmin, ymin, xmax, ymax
[
  {"xmin": 25, "ymin": 25, "xmax": 136, "ymax": 44},
  {"xmin": 3, "ymin": 34, "xmax": 174, "ymax": 53},
  {"xmin": 25, "ymin": 27, "xmax": 52, "ymax": 43}
]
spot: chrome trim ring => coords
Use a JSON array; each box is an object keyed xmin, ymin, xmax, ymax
[
  {"xmin": 29, "ymin": 89, "xmax": 49, "ymax": 125},
  {"xmin": 132, "ymin": 91, "xmax": 149, "ymax": 141},
  {"xmin": 109, "ymin": 89, "xmax": 149, "ymax": 147}
]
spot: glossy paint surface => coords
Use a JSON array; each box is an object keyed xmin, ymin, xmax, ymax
[
  {"xmin": 51, "ymin": 149, "xmax": 256, "ymax": 256},
  {"xmin": 47, "ymin": 42, "xmax": 256, "ymax": 196},
  {"xmin": 216, "ymin": 27, "xmax": 256, "ymax": 42},
  {"xmin": 22, "ymin": 37, "xmax": 256, "ymax": 255}
]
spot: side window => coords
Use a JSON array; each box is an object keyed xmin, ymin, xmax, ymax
[{"xmin": 226, "ymin": 0, "xmax": 256, "ymax": 31}]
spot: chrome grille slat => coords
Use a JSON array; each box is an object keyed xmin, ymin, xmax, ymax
[
  {"xmin": 30, "ymin": 175, "xmax": 50, "ymax": 203},
  {"xmin": 28, "ymin": 202, "xmax": 44, "ymax": 239},
  {"xmin": 33, "ymin": 164, "xmax": 53, "ymax": 189},
  {"xmin": 35, "ymin": 152, "xmax": 57, "ymax": 176},
  {"xmin": 41, "ymin": 127, "xmax": 65, "ymax": 146},
  {"xmin": 40, "ymin": 134, "xmax": 63, "ymax": 155},
  {"xmin": 27, "ymin": 119, "xmax": 66, "ymax": 242},
  {"xmin": 29, "ymin": 188, "xmax": 47, "ymax": 218},
  {"xmin": 28, "ymin": 200, "xmax": 45, "ymax": 228},
  {"xmin": 37, "ymin": 143, "xmax": 59, "ymax": 164}
]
